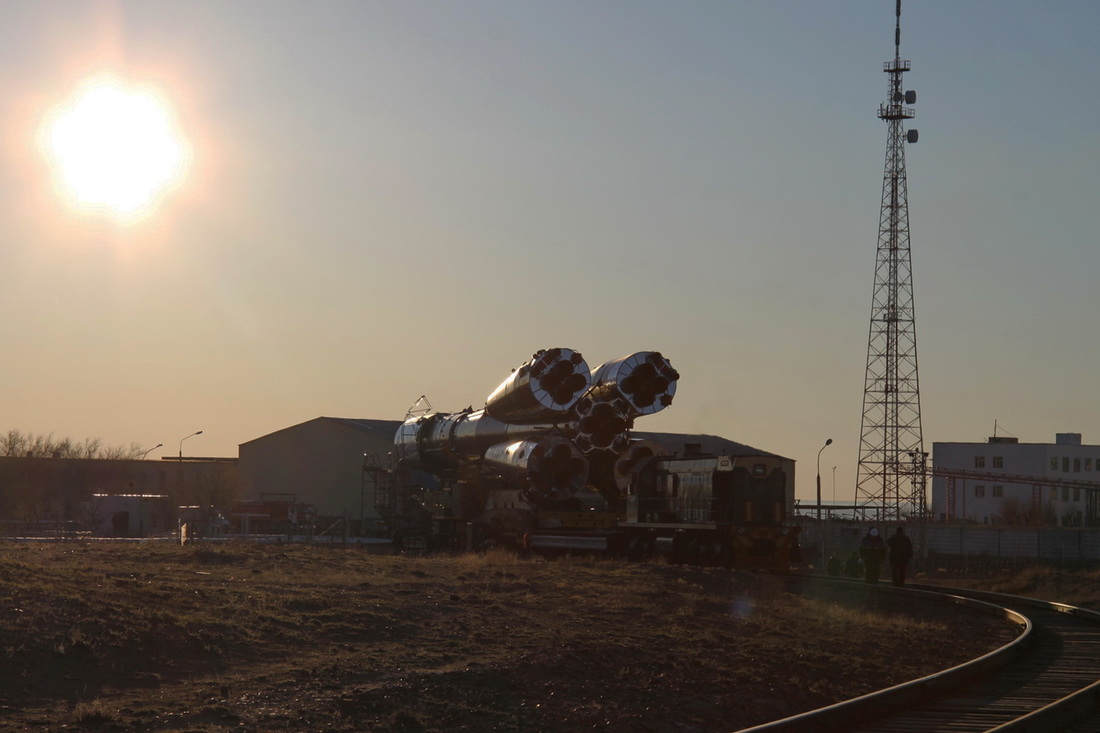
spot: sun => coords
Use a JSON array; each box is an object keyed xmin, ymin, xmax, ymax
[{"xmin": 41, "ymin": 74, "xmax": 190, "ymax": 223}]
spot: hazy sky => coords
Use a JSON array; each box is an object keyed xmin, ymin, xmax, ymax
[{"xmin": 1, "ymin": 1, "xmax": 1098, "ymax": 503}]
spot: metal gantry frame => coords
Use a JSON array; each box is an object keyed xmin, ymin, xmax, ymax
[{"xmin": 855, "ymin": 0, "xmax": 924, "ymax": 522}]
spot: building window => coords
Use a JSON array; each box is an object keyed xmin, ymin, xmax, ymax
[
  {"xmin": 1052, "ymin": 487, "xmax": 1059, "ymax": 501},
  {"xmin": 993, "ymin": 456, "xmax": 1004, "ymax": 468},
  {"xmin": 975, "ymin": 456, "xmax": 986, "ymax": 469},
  {"xmin": 1075, "ymin": 458, "xmax": 1081, "ymax": 473},
  {"xmin": 1051, "ymin": 457, "xmax": 1059, "ymax": 470},
  {"xmin": 1087, "ymin": 459, "xmax": 1094, "ymax": 471},
  {"xmin": 1063, "ymin": 487, "xmax": 1070, "ymax": 501},
  {"xmin": 1063, "ymin": 457, "xmax": 1070, "ymax": 473},
  {"xmin": 974, "ymin": 485, "xmax": 986, "ymax": 498},
  {"xmin": 1074, "ymin": 488, "xmax": 1081, "ymax": 502},
  {"xmin": 992, "ymin": 485, "xmax": 1003, "ymax": 498}
]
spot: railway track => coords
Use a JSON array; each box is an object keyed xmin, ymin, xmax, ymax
[{"xmin": 737, "ymin": 579, "xmax": 1100, "ymax": 733}]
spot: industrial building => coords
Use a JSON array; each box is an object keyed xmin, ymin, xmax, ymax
[
  {"xmin": 931, "ymin": 433, "xmax": 1100, "ymax": 526},
  {"xmin": 0, "ymin": 455, "xmax": 237, "ymax": 537},
  {"xmin": 237, "ymin": 417, "xmax": 400, "ymax": 526}
]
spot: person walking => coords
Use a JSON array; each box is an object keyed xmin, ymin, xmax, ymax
[
  {"xmin": 887, "ymin": 526, "xmax": 914, "ymax": 587},
  {"xmin": 859, "ymin": 527, "xmax": 886, "ymax": 584}
]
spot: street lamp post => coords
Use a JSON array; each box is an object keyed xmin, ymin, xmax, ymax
[
  {"xmin": 140, "ymin": 443, "xmax": 163, "ymax": 460},
  {"xmin": 816, "ymin": 438, "xmax": 833, "ymax": 523},
  {"xmin": 817, "ymin": 438, "xmax": 833, "ymax": 573},
  {"xmin": 179, "ymin": 431, "xmax": 203, "ymax": 460}
]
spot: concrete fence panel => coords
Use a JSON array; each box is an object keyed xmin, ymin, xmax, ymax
[
  {"xmin": 1039, "ymin": 530, "xmax": 1082, "ymax": 560},
  {"xmin": 959, "ymin": 529, "xmax": 1000, "ymax": 556},
  {"xmin": 1080, "ymin": 531, "xmax": 1100, "ymax": 560},
  {"xmin": 924, "ymin": 526, "xmax": 963, "ymax": 555},
  {"xmin": 999, "ymin": 529, "xmax": 1040, "ymax": 558}
]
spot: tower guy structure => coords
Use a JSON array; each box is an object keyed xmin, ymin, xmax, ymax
[{"xmin": 854, "ymin": 0, "xmax": 926, "ymax": 521}]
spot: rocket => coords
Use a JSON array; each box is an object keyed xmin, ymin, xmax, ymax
[{"xmin": 394, "ymin": 347, "xmax": 677, "ymax": 504}]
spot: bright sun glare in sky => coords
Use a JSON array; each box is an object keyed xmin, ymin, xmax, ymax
[{"xmin": 42, "ymin": 75, "xmax": 189, "ymax": 222}]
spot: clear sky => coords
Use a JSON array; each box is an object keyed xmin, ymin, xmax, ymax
[{"xmin": 1, "ymin": 1, "xmax": 1098, "ymax": 503}]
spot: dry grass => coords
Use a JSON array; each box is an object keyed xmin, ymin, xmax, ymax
[
  {"xmin": 0, "ymin": 542, "xmax": 1013, "ymax": 732},
  {"xmin": 928, "ymin": 562, "xmax": 1100, "ymax": 610}
]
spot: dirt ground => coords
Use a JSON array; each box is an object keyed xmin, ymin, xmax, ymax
[{"xmin": 0, "ymin": 542, "xmax": 1017, "ymax": 732}]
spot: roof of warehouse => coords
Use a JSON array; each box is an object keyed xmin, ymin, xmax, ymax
[
  {"xmin": 244, "ymin": 417, "xmax": 788, "ymax": 462},
  {"xmin": 237, "ymin": 417, "xmax": 402, "ymax": 447},
  {"xmin": 632, "ymin": 432, "xmax": 787, "ymax": 460},
  {"xmin": 240, "ymin": 416, "xmax": 789, "ymax": 462},
  {"xmin": 324, "ymin": 417, "xmax": 403, "ymax": 438}
]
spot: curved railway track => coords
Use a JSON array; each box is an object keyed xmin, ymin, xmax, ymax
[{"xmin": 737, "ymin": 579, "xmax": 1100, "ymax": 733}]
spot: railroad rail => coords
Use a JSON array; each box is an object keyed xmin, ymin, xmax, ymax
[{"xmin": 737, "ymin": 579, "xmax": 1100, "ymax": 733}]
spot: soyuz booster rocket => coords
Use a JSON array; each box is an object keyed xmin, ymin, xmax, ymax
[{"xmin": 394, "ymin": 347, "xmax": 678, "ymax": 504}]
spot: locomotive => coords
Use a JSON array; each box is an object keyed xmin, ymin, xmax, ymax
[{"xmin": 389, "ymin": 347, "xmax": 798, "ymax": 571}]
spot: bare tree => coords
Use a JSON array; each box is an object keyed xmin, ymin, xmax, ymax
[
  {"xmin": 1, "ymin": 430, "xmax": 27, "ymax": 457},
  {"xmin": 993, "ymin": 496, "xmax": 1045, "ymax": 527},
  {"xmin": 0, "ymin": 430, "xmax": 143, "ymax": 459}
]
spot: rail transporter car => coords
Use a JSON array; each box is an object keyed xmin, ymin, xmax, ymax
[{"xmin": 385, "ymin": 347, "xmax": 799, "ymax": 572}]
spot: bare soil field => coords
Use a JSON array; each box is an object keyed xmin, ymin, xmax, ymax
[{"xmin": 0, "ymin": 543, "xmax": 1019, "ymax": 732}]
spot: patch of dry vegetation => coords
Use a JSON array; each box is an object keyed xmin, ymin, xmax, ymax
[
  {"xmin": 929, "ymin": 563, "xmax": 1100, "ymax": 610},
  {"xmin": 0, "ymin": 543, "xmax": 1013, "ymax": 732}
]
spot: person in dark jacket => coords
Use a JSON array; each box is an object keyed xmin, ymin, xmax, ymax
[
  {"xmin": 887, "ymin": 526, "xmax": 915, "ymax": 587},
  {"xmin": 859, "ymin": 527, "xmax": 886, "ymax": 584}
]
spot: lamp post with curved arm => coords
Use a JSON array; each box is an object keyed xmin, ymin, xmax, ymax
[
  {"xmin": 817, "ymin": 438, "xmax": 833, "ymax": 571},
  {"xmin": 179, "ymin": 431, "xmax": 203, "ymax": 460},
  {"xmin": 140, "ymin": 443, "xmax": 163, "ymax": 460},
  {"xmin": 816, "ymin": 438, "xmax": 833, "ymax": 523}
]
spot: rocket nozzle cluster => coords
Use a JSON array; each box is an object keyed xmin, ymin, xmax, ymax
[
  {"xmin": 569, "ymin": 397, "xmax": 631, "ymax": 454},
  {"xmin": 483, "ymin": 436, "xmax": 588, "ymax": 503},
  {"xmin": 588, "ymin": 351, "xmax": 679, "ymax": 417},
  {"xmin": 619, "ymin": 353, "xmax": 679, "ymax": 412},
  {"xmin": 485, "ymin": 348, "xmax": 591, "ymax": 423},
  {"xmin": 529, "ymin": 348, "xmax": 590, "ymax": 408}
]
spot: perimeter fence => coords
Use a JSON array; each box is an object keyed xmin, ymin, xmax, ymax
[{"xmin": 802, "ymin": 520, "xmax": 1100, "ymax": 571}]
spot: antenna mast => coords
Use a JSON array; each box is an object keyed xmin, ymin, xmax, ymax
[{"xmin": 854, "ymin": 0, "xmax": 926, "ymax": 521}]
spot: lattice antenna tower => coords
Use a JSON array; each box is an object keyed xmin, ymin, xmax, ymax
[{"xmin": 854, "ymin": 0, "xmax": 925, "ymax": 522}]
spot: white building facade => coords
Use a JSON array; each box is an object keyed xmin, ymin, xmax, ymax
[{"xmin": 932, "ymin": 433, "xmax": 1100, "ymax": 526}]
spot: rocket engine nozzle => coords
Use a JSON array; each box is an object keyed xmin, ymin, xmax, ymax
[
  {"xmin": 612, "ymin": 439, "xmax": 668, "ymax": 492},
  {"xmin": 584, "ymin": 438, "xmax": 670, "ymax": 504},
  {"xmin": 483, "ymin": 436, "xmax": 589, "ymax": 503},
  {"xmin": 485, "ymin": 347, "xmax": 591, "ymax": 423},
  {"xmin": 588, "ymin": 352, "xmax": 679, "ymax": 417},
  {"xmin": 568, "ymin": 397, "xmax": 631, "ymax": 454}
]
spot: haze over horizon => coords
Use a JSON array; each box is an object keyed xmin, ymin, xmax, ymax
[{"xmin": 1, "ymin": 1, "xmax": 1097, "ymax": 503}]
